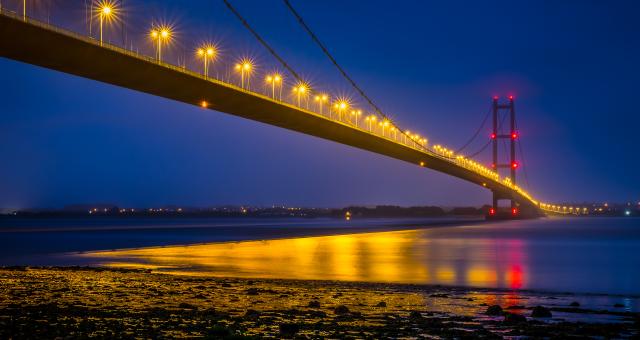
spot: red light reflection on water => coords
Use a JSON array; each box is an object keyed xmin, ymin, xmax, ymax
[
  {"xmin": 506, "ymin": 240, "xmax": 526, "ymax": 289},
  {"xmin": 508, "ymin": 265, "xmax": 523, "ymax": 289}
]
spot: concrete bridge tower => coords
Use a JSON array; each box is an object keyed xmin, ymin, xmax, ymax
[{"xmin": 491, "ymin": 96, "xmax": 519, "ymax": 216}]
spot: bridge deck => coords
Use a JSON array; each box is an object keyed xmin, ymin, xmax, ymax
[{"xmin": 0, "ymin": 11, "xmax": 540, "ymax": 214}]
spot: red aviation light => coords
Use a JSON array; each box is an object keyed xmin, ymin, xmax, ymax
[
  {"xmin": 491, "ymin": 163, "xmax": 496, "ymax": 169},
  {"xmin": 511, "ymin": 162, "xmax": 519, "ymax": 169},
  {"xmin": 490, "ymin": 133, "xmax": 497, "ymax": 139},
  {"xmin": 511, "ymin": 132, "xmax": 518, "ymax": 139},
  {"xmin": 489, "ymin": 208, "xmax": 496, "ymax": 216},
  {"xmin": 508, "ymin": 95, "xmax": 514, "ymax": 100},
  {"xmin": 512, "ymin": 208, "xmax": 518, "ymax": 216}
]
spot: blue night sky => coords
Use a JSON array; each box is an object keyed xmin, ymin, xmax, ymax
[{"xmin": 0, "ymin": 0, "xmax": 638, "ymax": 209}]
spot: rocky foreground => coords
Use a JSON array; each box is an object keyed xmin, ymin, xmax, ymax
[{"xmin": 0, "ymin": 267, "xmax": 638, "ymax": 339}]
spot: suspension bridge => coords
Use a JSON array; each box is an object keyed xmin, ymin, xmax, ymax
[{"xmin": 0, "ymin": 2, "xmax": 581, "ymax": 218}]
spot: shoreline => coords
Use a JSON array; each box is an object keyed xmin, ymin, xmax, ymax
[{"xmin": 1, "ymin": 266, "xmax": 638, "ymax": 338}]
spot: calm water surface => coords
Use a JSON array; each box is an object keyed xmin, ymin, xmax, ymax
[
  {"xmin": 83, "ymin": 217, "xmax": 640, "ymax": 296},
  {"xmin": 2, "ymin": 216, "xmax": 639, "ymax": 295}
]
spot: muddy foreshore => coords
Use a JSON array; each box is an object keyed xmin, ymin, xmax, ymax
[{"xmin": 0, "ymin": 267, "xmax": 638, "ymax": 339}]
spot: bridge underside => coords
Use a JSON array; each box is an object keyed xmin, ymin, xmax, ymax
[{"xmin": 0, "ymin": 13, "xmax": 542, "ymax": 217}]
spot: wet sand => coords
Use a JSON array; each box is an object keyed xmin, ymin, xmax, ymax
[{"xmin": 0, "ymin": 267, "xmax": 638, "ymax": 338}]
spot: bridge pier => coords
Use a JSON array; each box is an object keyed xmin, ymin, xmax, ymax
[{"xmin": 488, "ymin": 190, "xmax": 542, "ymax": 219}]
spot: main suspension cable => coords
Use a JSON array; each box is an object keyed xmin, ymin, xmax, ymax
[
  {"xmin": 515, "ymin": 117, "xmax": 531, "ymax": 190},
  {"xmin": 222, "ymin": 0, "xmax": 303, "ymax": 84},
  {"xmin": 466, "ymin": 106, "xmax": 508, "ymax": 159},
  {"xmin": 455, "ymin": 105, "xmax": 491, "ymax": 154},
  {"xmin": 282, "ymin": 0, "xmax": 426, "ymax": 151},
  {"xmin": 466, "ymin": 139, "xmax": 491, "ymax": 158}
]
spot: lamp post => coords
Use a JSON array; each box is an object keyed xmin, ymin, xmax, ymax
[
  {"xmin": 322, "ymin": 94, "xmax": 329, "ymax": 114},
  {"xmin": 382, "ymin": 120, "xmax": 389, "ymax": 137},
  {"xmin": 98, "ymin": 4, "xmax": 113, "ymax": 46},
  {"xmin": 275, "ymin": 74, "xmax": 282, "ymax": 100},
  {"xmin": 265, "ymin": 73, "xmax": 281, "ymax": 99},
  {"xmin": 235, "ymin": 60, "xmax": 253, "ymax": 89},
  {"xmin": 335, "ymin": 100, "xmax": 347, "ymax": 121},
  {"xmin": 151, "ymin": 26, "xmax": 171, "ymax": 62},
  {"xmin": 314, "ymin": 94, "xmax": 328, "ymax": 115},
  {"xmin": 197, "ymin": 45, "xmax": 216, "ymax": 78},
  {"xmin": 293, "ymin": 83, "xmax": 308, "ymax": 108}
]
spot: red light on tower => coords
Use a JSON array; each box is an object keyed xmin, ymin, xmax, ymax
[
  {"xmin": 491, "ymin": 163, "xmax": 496, "ymax": 169},
  {"xmin": 508, "ymin": 95, "xmax": 514, "ymax": 100},
  {"xmin": 511, "ymin": 162, "xmax": 519, "ymax": 169},
  {"xmin": 490, "ymin": 133, "xmax": 497, "ymax": 139},
  {"xmin": 511, "ymin": 132, "xmax": 518, "ymax": 139}
]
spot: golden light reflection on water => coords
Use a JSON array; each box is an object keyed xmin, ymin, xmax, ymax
[{"xmin": 81, "ymin": 229, "xmax": 528, "ymax": 289}]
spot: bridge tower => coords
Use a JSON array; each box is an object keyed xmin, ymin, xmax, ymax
[{"xmin": 491, "ymin": 96, "xmax": 518, "ymax": 215}]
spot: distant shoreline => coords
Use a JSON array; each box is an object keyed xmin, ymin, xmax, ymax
[{"xmin": 0, "ymin": 204, "xmax": 488, "ymax": 219}]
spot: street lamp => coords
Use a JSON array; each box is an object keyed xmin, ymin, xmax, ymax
[
  {"xmin": 97, "ymin": 1, "xmax": 116, "ymax": 46},
  {"xmin": 275, "ymin": 74, "xmax": 282, "ymax": 100},
  {"xmin": 382, "ymin": 120, "xmax": 389, "ymax": 137},
  {"xmin": 265, "ymin": 73, "xmax": 282, "ymax": 99},
  {"xmin": 197, "ymin": 44, "xmax": 217, "ymax": 78},
  {"xmin": 292, "ymin": 82, "xmax": 308, "ymax": 108},
  {"xmin": 349, "ymin": 109, "xmax": 362, "ymax": 127},
  {"xmin": 314, "ymin": 94, "xmax": 328, "ymax": 115},
  {"xmin": 234, "ymin": 59, "xmax": 253, "ymax": 89},
  {"xmin": 150, "ymin": 25, "xmax": 172, "ymax": 62},
  {"xmin": 334, "ymin": 100, "xmax": 348, "ymax": 121},
  {"xmin": 367, "ymin": 115, "xmax": 376, "ymax": 131}
]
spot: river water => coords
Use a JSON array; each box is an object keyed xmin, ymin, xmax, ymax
[{"xmin": 1, "ymin": 216, "xmax": 639, "ymax": 296}]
